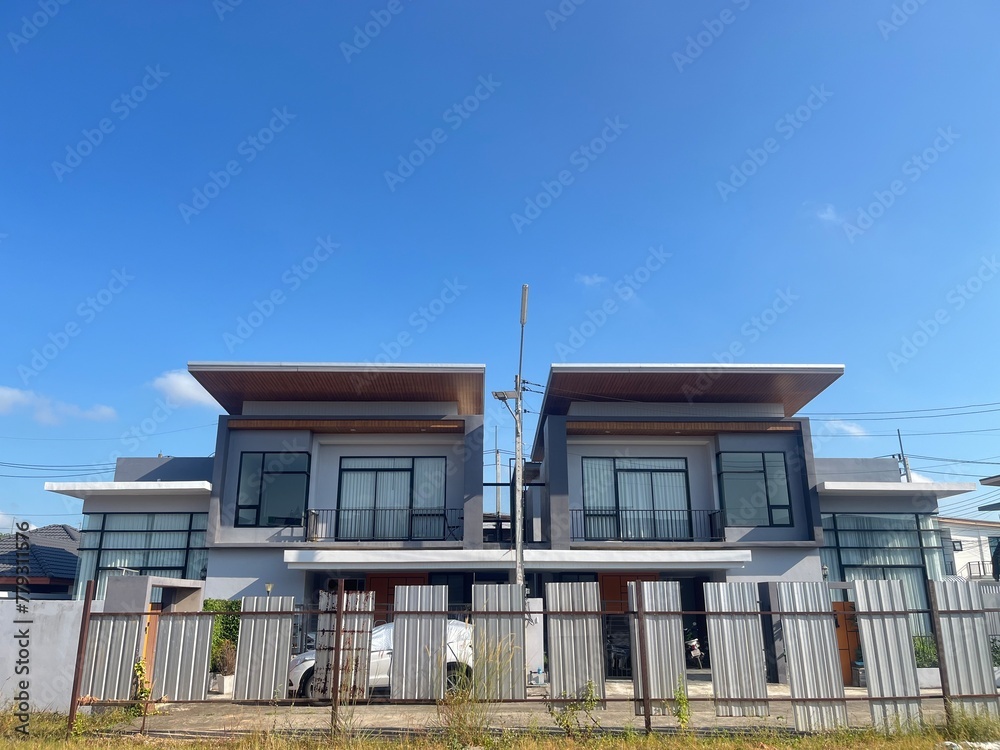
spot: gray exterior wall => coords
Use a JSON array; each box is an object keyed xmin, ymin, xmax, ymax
[
  {"xmin": 814, "ymin": 457, "xmax": 901, "ymax": 483},
  {"xmin": 203, "ymin": 547, "xmax": 306, "ymax": 600},
  {"xmin": 817, "ymin": 493, "xmax": 940, "ymax": 516},
  {"xmin": 726, "ymin": 548, "xmax": 823, "ymax": 582},
  {"xmin": 114, "ymin": 456, "xmax": 214, "ymax": 482},
  {"xmin": 81, "ymin": 493, "xmax": 209, "ymax": 515}
]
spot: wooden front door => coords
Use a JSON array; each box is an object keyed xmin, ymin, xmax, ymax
[
  {"xmin": 832, "ymin": 601, "xmax": 861, "ymax": 686},
  {"xmin": 366, "ymin": 573, "xmax": 429, "ymax": 624}
]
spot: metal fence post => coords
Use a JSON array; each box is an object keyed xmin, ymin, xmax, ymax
[
  {"xmin": 928, "ymin": 584, "xmax": 953, "ymax": 727},
  {"xmin": 66, "ymin": 580, "xmax": 95, "ymax": 738},
  {"xmin": 633, "ymin": 582, "xmax": 653, "ymax": 734},
  {"xmin": 330, "ymin": 579, "xmax": 345, "ymax": 733}
]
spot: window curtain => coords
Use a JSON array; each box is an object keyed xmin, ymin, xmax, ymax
[
  {"xmin": 339, "ymin": 471, "xmax": 375, "ymax": 539},
  {"xmin": 617, "ymin": 472, "xmax": 653, "ymax": 539},
  {"xmin": 582, "ymin": 458, "xmax": 616, "ymax": 539},
  {"xmin": 375, "ymin": 471, "xmax": 409, "ymax": 539},
  {"xmin": 412, "ymin": 458, "xmax": 446, "ymax": 539},
  {"xmin": 651, "ymin": 471, "xmax": 689, "ymax": 539}
]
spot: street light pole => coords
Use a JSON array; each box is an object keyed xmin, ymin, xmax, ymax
[{"xmin": 514, "ymin": 285, "xmax": 528, "ymax": 586}]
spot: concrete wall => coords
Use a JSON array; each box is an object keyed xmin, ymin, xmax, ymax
[
  {"xmin": 818, "ymin": 494, "xmax": 940, "ymax": 516},
  {"xmin": 203, "ymin": 548, "xmax": 306, "ymax": 601},
  {"xmin": 726, "ymin": 548, "xmax": 823, "ymax": 582},
  {"xmin": 813, "ymin": 457, "xmax": 901, "ymax": 483},
  {"xmin": 81, "ymin": 493, "xmax": 209, "ymax": 515},
  {"xmin": 0, "ymin": 599, "xmax": 84, "ymax": 712},
  {"xmin": 941, "ymin": 521, "xmax": 1000, "ymax": 575}
]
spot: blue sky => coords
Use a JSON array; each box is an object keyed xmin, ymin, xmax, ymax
[{"xmin": 2, "ymin": 0, "xmax": 1000, "ymax": 529}]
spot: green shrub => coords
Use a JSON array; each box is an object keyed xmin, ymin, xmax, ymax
[
  {"xmin": 912, "ymin": 636, "xmax": 938, "ymax": 668},
  {"xmin": 204, "ymin": 598, "xmax": 241, "ymax": 673}
]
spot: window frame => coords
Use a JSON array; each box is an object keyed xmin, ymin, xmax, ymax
[
  {"xmin": 717, "ymin": 451, "xmax": 794, "ymax": 528},
  {"xmin": 235, "ymin": 451, "xmax": 311, "ymax": 528},
  {"xmin": 335, "ymin": 455, "xmax": 448, "ymax": 540},
  {"xmin": 580, "ymin": 456, "xmax": 693, "ymax": 541}
]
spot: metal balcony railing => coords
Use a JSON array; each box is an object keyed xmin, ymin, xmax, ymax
[
  {"xmin": 569, "ymin": 508, "xmax": 725, "ymax": 542},
  {"xmin": 961, "ymin": 560, "xmax": 997, "ymax": 580},
  {"xmin": 305, "ymin": 507, "xmax": 463, "ymax": 542}
]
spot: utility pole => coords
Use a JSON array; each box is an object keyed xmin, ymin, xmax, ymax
[
  {"xmin": 897, "ymin": 429, "xmax": 913, "ymax": 482},
  {"xmin": 514, "ymin": 285, "xmax": 528, "ymax": 586},
  {"xmin": 494, "ymin": 425, "xmax": 502, "ymax": 535}
]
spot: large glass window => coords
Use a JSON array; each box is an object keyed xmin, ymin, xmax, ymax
[
  {"xmin": 337, "ymin": 457, "xmax": 447, "ymax": 540},
  {"xmin": 581, "ymin": 457, "xmax": 691, "ymax": 540},
  {"xmin": 75, "ymin": 512, "xmax": 209, "ymax": 600},
  {"xmin": 236, "ymin": 452, "xmax": 310, "ymax": 527},
  {"xmin": 822, "ymin": 513, "xmax": 945, "ymax": 634},
  {"xmin": 718, "ymin": 452, "xmax": 792, "ymax": 527}
]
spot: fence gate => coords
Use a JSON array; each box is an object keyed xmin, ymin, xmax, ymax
[
  {"xmin": 628, "ymin": 580, "xmax": 685, "ymax": 716},
  {"xmin": 233, "ymin": 596, "xmax": 294, "ymax": 701},
  {"xmin": 704, "ymin": 582, "xmax": 769, "ymax": 717},
  {"xmin": 853, "ymin": 580, "xmax": 922, "ymax": 730},
  {"xmin": 932, "ymin": 580, "xmax": 1000, "ymax": 717},
  {"xmin": 314, "ymin": 590, "xmax": 375, "ymax": 701},
  {"xmin": 79, "ymin": 613, "xmax": 144, "ymax": 702},
  {"xmin": 151, "ymin": 613, "xmax": 213, "ymax": 701},
  {"xmin": 390, "ymin": 585, "xmax": 448, "ymax": 701},
  {"xmin": 472, "ymin": 583, "xmax": 527, "ymax": 701},
  {"xmin": 776, "ymin": 582, "xmax": 848, "ymax": 732},
  {"xmin": 546, "ymin": 581, "xmax": 606, "ymax": 704}
]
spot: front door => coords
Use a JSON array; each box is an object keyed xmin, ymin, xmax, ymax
[
  {"xmin": 366, "ymin": 573, "xmax": 429, "ymax": 624},
  {"xmin": 832, "ymin": 601, "xmax": 861, "ymax": 685}
]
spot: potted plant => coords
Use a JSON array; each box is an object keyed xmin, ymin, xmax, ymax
[{"xmin": 209, "ymin": 639, "xmax": 237, "ymax": 695}]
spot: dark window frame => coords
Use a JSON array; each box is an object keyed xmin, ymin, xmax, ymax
[
  {"xmin": 335, "ymin": 456, "xmax": 448, "ymax": 540},
  {"xmin": 580, "ymin": 456, "xmax": 693, "ymax": 540},
  {"xmin": 717, "ymin": 451, "xmax": 793, "ymax": 528},
  {"xmin": 235, "ymin": 451, "xmax": 311, "ymax": 528}
]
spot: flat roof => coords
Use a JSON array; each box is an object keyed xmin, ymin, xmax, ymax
[
  {"xmin": 531, "ymin": 363, "xmax": 844, "ymax": 460},
  {"xmin": 938, "ymin": 516, "xmax": 1000, "ymax": 528},
  {"xmin": 45, "ymin": 481, "xmax": 213, "ymax": 499},
  {"xmin": 188, "ymin": 361, "xmax": 486, "ymax": 415},
  {"xmin": 816, "ymin": 481, "xmax": 976, "ymax": 499},
  {"xmin": 981, "ymin": 474, "xmax": 1000, "ymax": 487}
]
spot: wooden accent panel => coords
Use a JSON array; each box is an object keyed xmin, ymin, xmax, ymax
[
  {"xmin": 599, "ymin": 572, "xmax": 658, "ymax": 613},
  {"xmin": 228, "ymin": 418, "xmax": 465, "ymax": 434},
  {"xmin": 566, "ymin": 420, "xmax": 801, "ymax": 437},
  {"xmin": 367, "ymin": 573, "xmax": 429, "ymax": 624}
]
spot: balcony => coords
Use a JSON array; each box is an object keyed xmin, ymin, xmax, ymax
[
  {"xmin": 569, "ymin": 509, "xmax": 725, "ymax": 543},
  {"xmin": 305, "ymin": 508, "xmax": 464, "ymax": 542},
  {"xmin": 961, "ymin": 560, "xmax": 997, "ymax": 580}
]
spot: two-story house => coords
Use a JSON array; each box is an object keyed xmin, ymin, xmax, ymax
[{"xmin": 47, "ymin": 360, "xmax": 974, "ymax": 643}]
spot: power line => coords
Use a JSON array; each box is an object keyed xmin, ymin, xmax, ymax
[
  {"xmin": 0, "ymin": 422, "xmax": 217, "ymax": 442},
  {"xmin": 804, "ymin": 400, "xmax": 1000, "ymax": 417}
]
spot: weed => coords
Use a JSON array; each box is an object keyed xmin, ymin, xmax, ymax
[{"xmin": 548, "ymin": 678, "xmax": 602, "ymax": 739}]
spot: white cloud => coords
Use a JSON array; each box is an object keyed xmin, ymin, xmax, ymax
[
  {"xmin": 908, "ymin": 470, "xmax": 935, "ymax": 483},
  {"xmin": 152, "ymin": 369, "xmax": 220, "ymax": 409},
  {"xmin": 816, "ymin": 203, "xmax": 844, "ymax": 224},
  {"xmin": 0, "ymin": 512, "xmax": 35, "ymax": 532},
  {"xmin": 824, "ymin": 419, "xmax": 869, "ymax": 438},
  {"xmin": 0, "ymin": 386, "xmax": 116, "ymax": 425},
  {"xmin": 575, "ymin": 273, "xmax": 608, "ymax": 287}
]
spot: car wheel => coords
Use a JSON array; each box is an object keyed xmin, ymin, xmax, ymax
[
  {"xmin": 446, "ymin": 663, "xmax": 470, "ymax": 693},
  {"xmin": 301, "ymin": 669, "xmax": 315, "ymax": 701}
]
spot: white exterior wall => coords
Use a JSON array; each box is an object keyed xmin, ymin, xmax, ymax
[
  {"xmin": 726, "ymin": 548, "xmax": 824, "ymax": 582},
  {"xmin": 940, "ymin": 521, "xmax": 1000, "ymax": 576}
]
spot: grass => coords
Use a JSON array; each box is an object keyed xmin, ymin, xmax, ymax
[{"xmin": 3, "ymin": 708, "xmax": 1000, "ymax": 749}]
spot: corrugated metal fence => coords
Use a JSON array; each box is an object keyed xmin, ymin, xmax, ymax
[
  {"xmin": 546, "ymin": 581, "xmax": 606, "ymax": 704},
  {"xmin": 628, "ymin": 580, "xmax": 685, "ymax": 716},
  {"xmin": 233, "ymin": 596, "xmax": 294, "ymax": 701},
  {"xmin": 152, "ymin": 613, "xmax": 213, "ymax": 701},
  {"xmin": 314, "ymin": 590, "xmax": 375, "ymax": 702},
  {"xmin": 704, "ymin": 582, "xmax": 769, "ymax": 717},
  {"xmin": 390, "ymin": 585, "xmax": 448, "ymax": 701},
  {"xmin": 472, "ymin": 583, "xmax": 526, "ymax": 701},
  {"xmin": 79, "ymin": 613, "xmax": 143, "ymax": 702}
]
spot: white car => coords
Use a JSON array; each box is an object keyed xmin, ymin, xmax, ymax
[{"xmin": 288, "ymin": 620, "xmax": 473, "ymax": 700}]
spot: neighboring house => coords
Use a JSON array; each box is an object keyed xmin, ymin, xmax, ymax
[
  {"xmin": 937, "ymin": 516, "xmax": 1000, "ymax": 580},
  {"xmin": 45, "ymin": 360, "xmax": 976, "ymax": 636},
  {"xmin": 0, "ymin": 524, "xmax": 80, "ymax": 599}
]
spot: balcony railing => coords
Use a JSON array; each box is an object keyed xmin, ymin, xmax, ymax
[
  {"xmin": 306, "ymin": 508, "xmax": 463, "ymax": 542},
  {"xmin": 961, "ymin": 560, "xmax": 997, "ymax": 580},
  {"xmin": 569, "ymin": 509, "xmax": 725, "ymax": 542}
]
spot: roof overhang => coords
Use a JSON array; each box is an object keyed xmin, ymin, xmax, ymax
[
  {"xmin": 816, "ymin": 481, "xmax": 976, "ymax": 499},
  {"xmin": 188, "ymin": 361, "xmax": 485, "ymax": 416},
  {"xmin": 532, "ymin": 363, "xmax": 843, "ymax": 460},
  {"xmin": 284, "ymin": 548, "xmax": 750, "ymax": 571},
  {"xmin": 981, "ymin": 474, "xmax": 1000, "ymax": 487},
  {"xmin": 44, "ymin": 481, "xmax": 213, "ymax": 499}
]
